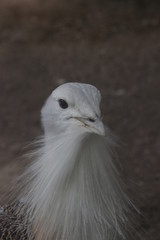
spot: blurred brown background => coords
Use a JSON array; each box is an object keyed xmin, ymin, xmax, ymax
[{"xmin": 0, "ymin": 0, "xmax": 160, "ymax": 239}]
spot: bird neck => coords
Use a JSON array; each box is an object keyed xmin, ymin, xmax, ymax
[{"xmin": 24, "ymin": 131, "xmax": 130, "ymax": 240}]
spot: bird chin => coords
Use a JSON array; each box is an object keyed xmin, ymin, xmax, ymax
[
  {"xmin": 75, "ymin": 125, "xmax": 105, "ymax": 137},
  {"xmin": 71, "ymin": 117, "xmax": 105, "ymax": 136},
  {"xmin": 86, "ymin": 126, "xmax": 106, "ymax": 136}
]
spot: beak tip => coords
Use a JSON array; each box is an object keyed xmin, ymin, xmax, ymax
[{"xmin": 91, "ymin": 122, "xmax": 106, "ymax": 136}]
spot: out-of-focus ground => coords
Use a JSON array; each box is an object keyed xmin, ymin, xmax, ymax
[{"xmin": 0, "ymin": 0, "xmax": 160, "ymax": 239}]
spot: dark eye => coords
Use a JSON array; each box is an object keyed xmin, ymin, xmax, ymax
[
  {"xmin": 88, "ymin": 118, "xmax": 95, "ymax": 123},
  {"xmin": 58, "ymin": 99, "xmax": 68, "ymax": 109}
]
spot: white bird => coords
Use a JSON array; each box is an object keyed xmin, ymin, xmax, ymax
[{"xmin": 0, "ymin": 82, "xmax": 133, "ymax": 240}]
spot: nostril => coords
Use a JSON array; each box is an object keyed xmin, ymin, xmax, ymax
[{"xmin": 88, "ymin": 118, "xmax": 95, "ymax": 123}]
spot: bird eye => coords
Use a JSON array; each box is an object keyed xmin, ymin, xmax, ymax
[
  {"xmin": 88, "ymin": 118, "xmax": 95, "ymax": 123},
  {"xmin": 58, "ymin": 99, "xmax": 68, "ymax": 109}
]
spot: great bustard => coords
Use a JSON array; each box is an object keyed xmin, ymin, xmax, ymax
[{"xmin": 0, "ymin": 83, "xmax": 133, "ymax": 240}]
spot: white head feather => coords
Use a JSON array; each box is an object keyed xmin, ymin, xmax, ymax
[{"xmin": 19, "ymin": 82, "xmax": 132, "ymax": 240}]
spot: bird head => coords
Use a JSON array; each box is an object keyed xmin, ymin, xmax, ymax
[{"xmin": 41, "ymin": 82, "xmax": 105, "ymax": 137}]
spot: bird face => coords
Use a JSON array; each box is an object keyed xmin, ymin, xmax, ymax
[{"xmin": 41, "ymin": 83, "xmax": 105, "ymax": 136}]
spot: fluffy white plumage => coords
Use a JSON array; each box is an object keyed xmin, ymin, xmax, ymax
[{"xmin": 18, "ymin": 82, "xmax": 132, "ymax": 240}]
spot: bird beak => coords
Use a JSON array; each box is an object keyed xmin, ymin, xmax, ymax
[
  {"xmin": 88, "ymin": 118, "xmax": 106, "ymax": 136},
  {"xmin": 73, "ymin": 117, "xmax": 106, "ymax": 136}
]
